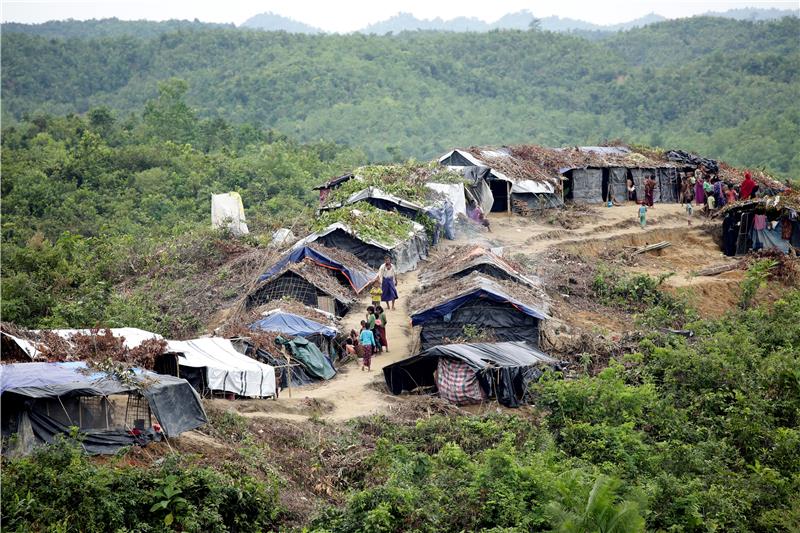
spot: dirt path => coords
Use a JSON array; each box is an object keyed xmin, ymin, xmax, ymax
[
  {"xmin": 293, "ymin": 271, "xmax": 417, "ymax": 420},
  {"xmin": 215, "ymin": 203, "xmax": 725, "ymax": 421}
]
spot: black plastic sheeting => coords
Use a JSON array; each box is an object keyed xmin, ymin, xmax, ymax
[
  {"xmin": 666, "ymin": 150, "xmax": 718, "ymax": 174},
  {"xmin": 571, "ymin": 168, "xmax": 604, "ymax": 203},
  {"xmin": 418, "ymin": 300, "xmax": 540, "ymax": 351},
  {"xmin": 383, "ymin": 341, "xmax": 558, "ymax": 407}
]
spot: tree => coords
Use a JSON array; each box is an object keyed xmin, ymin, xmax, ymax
[{"xmin": 143, "ymin": 78, "xmax": 197, "ymax": 144}]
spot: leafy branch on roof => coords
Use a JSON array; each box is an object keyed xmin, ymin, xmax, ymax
[{"xmin": 313, "ymin": 203, "xmax": 416, "ymax": 247}]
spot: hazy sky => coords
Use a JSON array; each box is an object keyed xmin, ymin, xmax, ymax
[{"xmin": 2, "ymin": 0, "xmax": 797, "ymax": 31}]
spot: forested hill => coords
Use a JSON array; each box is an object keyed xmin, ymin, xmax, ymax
[{"xmin": 2, "ymin": 16, "xmax": 799, "ymax": 176}]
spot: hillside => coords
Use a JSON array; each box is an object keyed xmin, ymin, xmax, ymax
[{"xmin": 2, "ymin": 17, "xmax": 798, "ymax": 178}]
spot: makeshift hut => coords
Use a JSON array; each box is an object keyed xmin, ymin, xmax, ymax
[
  {"xmin": 319, "ymin": 186, "xmax": 426, "ymax": 219},
  {"xmin": 717, "ymin": 192, "xmax": 800, "ymax": 256},
  {"xmin": 256, "ymin": 243, "xmax": 377, "ymax": 294},
  {"xmin": 0, "ymin": 362, "xmax": 207, "ymax": 455},
  {"xmin": 383, "ymin": 341, "xmax": 558, "ymax": 407},
  {"xmin": 409, "ymin": 272, "xmax": 549, "ymax": 351},
  {"xmin": 246, "ymin": 259, "xmax": 357, "ymax": 317},
  {"xmin": 165, "ymin": 338, "xmax": 276, "ymax": 398},
  {"xmin": 418, "ymin": 245, "xmax": 535, "ymax": 288},
  {"xmin": 249, "ymin": 301, "xmax": 339, "ymax": 356},
  {"xmin": 299, "ymin": 205, "xmax": 428, "ymax": 272},
  {"xmin": 439, "ymin": 147, "xmax": 563, "ymax": 213}
]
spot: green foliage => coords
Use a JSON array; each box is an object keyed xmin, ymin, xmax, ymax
[
  {"xmin": 0, "ymin": 437, "xmax": 284, "ymax": 532},
  {"xmin": 2, "ymin": 17, "xmax": 798, "ymax": 177},
  {"xmin": 740, "ymin": 258, "xmax": 778, "ymax": 309},
  {"xmin": 591, "ymin": 266, "xmax": 696, "ymax": 327},
  {"xmin": 313, "ymin": 203, "xmax": 415, "ymax": 246}
]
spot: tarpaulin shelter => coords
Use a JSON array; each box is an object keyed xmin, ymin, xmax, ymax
[
  {"xmin": 166, "ymin": 338, "xmax": 276, "ymax": 398},
  {"xmin": 319, "ymin": 186, "xmax": 425, "ymax": 220},
  {"xmin": 409, "ymin": 272, "xmax": 549, "ymax": 351},
  {"xmin": 383, "ymin": 341, "xmax": 558, "ymax": 407},
  {"xmin": 717, "ymin": 192, "xmax": 800, "ymax": 256},
  {"xmin": 439, "ymin": 148, "xmax": 562, "ymax": 213},
  {"xmin": 211, "ymin": 192, "xmax": 249, "ymax": 236},
  {"xmin": 292, "ymin": 221, "xmax": 428, "ymax": 273},
  {"xmin": 1, "ymin": 362, "xmax": 207, "ymax": 455},
  {"xmin": 275, "ymin": 336, "xmax": 336, "ymax": 380},
  {"xmin": 250, "ymin": 307, "xmax": 338, "ymax": 356},
  {"xmin": 257, "ymin": 243, "xmax": 377, "ymax": 293},
  {"xmin": 237, "ymin": 341, "xmax": 317, "ymax": 389},
  {"xmin": 246, "ymin": 259, "xmax": 357, "ymax": 317},
  {"xmin": 250, "ymin": 309, "xmax": 337, "ymax": 338},
  {"xmin": 418, "ymin": 246, "xmax": 536, "ymax": 288}
]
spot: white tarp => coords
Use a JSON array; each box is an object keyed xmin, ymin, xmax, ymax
[
  {"xmin": 425, "ymin": 183, "xmax": 467, "ymax": 216},
  {"xmin": 168, "ymin": 338, "xmax": 275, "ymax": 398},
  {"xmin": 211, "ymin": 192, "xmax": 249, "ymax": 236},
  {"xmin": 511, "ymin": 180, "xmax": 555, "ymax": 194}
]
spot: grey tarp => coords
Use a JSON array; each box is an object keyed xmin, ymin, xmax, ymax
[
  {"xmin": 1, "ymin": 362, "xmax": 207, "ymax": 455},
  {"xmin": 609, "ymin": 167, "xmax": 629, "ymax": 203},
  {"xmin": 658, "ymin": 168, "xmax": 679, "ymax": 203},
  {"xmin": 466, "ymin": 175, "xmax": 495, "ymax": 214},
  {"xmin": 571, "ymin": 168, "xmax": 603, "ymax": 203},
  {"xmin": 383, "ymin": 341, "xmax": 558, "ymax": 407},
  {"xmin": 629, "ymin": 168, "xmax": 648, "ymax": 201}
]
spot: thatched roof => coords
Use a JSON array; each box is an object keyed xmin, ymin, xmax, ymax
[
  {"xmin": 451, "ymin": 144, "xmax": 787, "ymax": 193},
  {"xmin": 418, "ymin": 245, "xmax": 533, "ymax": 288},
  {"xmin": 257, "ymin": 258, "xmax": 357, "ymax": 305},
  {"xmin": 717, "ymin": 189, "xmax": 800, "ymax": 217},
  {"xmin": 408, "ymin": 272, "xmax": 549, "ymax": 318}
]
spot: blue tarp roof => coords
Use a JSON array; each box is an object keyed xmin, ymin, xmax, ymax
[
  {"xmin": 257, "ymin": 245, "xmax": 376, "ymax": 293},
  {"xmin": 250, "ymin": 311, "xmax": 337, "ymax": 338},
  {"xmin": 411, "ymin": 278, "xmax": 549, "ymax": 326}
]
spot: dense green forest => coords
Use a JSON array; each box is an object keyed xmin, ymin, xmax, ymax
[
  {"xmin": 3, "ymin": 17, "xmax": 799, "ymax": 176},
  {"xmin": 0, "ymin": 84, "xmax": 364, "ymax": 332},
  {"xmin": 3, "ymin": 293, "xmax": 799, "ymax": 531}
]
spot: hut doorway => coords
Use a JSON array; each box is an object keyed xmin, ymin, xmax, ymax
[{"xmin": 488, "ymin": 179, "xmax": 510, "ymax": 212}]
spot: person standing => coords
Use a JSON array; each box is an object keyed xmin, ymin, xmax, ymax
[
  {"xmin": 724, "ymin": 183, "xmax": 737, "ymax": 205},
  {"xmin": 740, "ymin": 171, "xmax": 756, "ymax": 200},
  {"xmin": 375, "ymin": 305, "xmax": 388, "ymax": 352},
  {"xmin": 638, "ymin": 203, "xmax": 647, "ymax": 229},
  {"xmin": 379, "ymin": 256, "xmax": 398, "ymax": 311},
  {"xmin": 644, "ymin": 176, "xmax": 655, "ymax": 207},
  {"xmin": 359, "ymin": 321, "xmax": 376, "ymax": 371},
  {"xmin": 694, "ymin": 167, "xmax": 706, "ymax": 206},
  {"xmin": 627, "ymin": 177, "xmax": 637, "ymax": 202}
]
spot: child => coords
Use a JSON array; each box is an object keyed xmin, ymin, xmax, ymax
[
  {"xmin": 638, "ymin": 203, "xmax": 647, "ymax": 229},
  {"xmin": 685, "ymin": 202, "xmax": 693, "ymax": 226},
  {"xmin": 376, "ymin": 305, "xmax": 388, "ymax": 353},
  {"xmin": 359, "ymin": 321, "xmax": 376, "ymax": 371},
  {"xmin": 370, "ymin": 284, "xmax": 382, "ymax": 308}
]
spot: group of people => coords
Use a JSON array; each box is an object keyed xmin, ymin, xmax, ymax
[
  {"xmin": 344, "ymin": 256, "xmax": 399, "ymax": 371},
  {"xmin": 683, "ymin": 167, "xmax": 757, "ymax": 214},
  {"xmin": 636, "ymin": 168, "xmax": 759, "ymax": 229}
]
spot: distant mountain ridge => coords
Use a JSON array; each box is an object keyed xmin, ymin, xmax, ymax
[
  {"xmin": 240, "ymin": 12, "xmax": 321, "ymax": 34},
  {"xmin": 2, "ymin": 7, "xmax": 797, "ymax": 38},
  {"xmin": 358, "ymin": 8, "xmax": 796, "ymax": 34}
]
